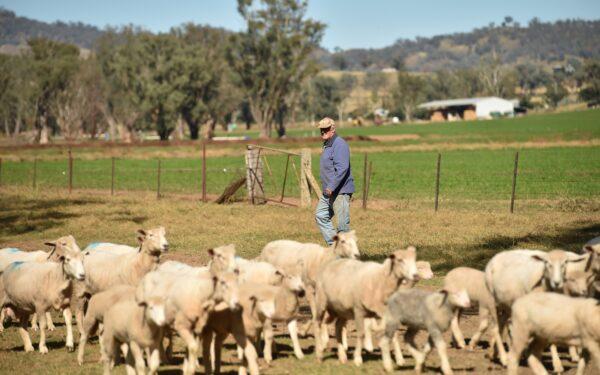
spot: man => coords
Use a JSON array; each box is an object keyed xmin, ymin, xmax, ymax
[{"xmin": 315, "ymin": 117, "xmax": 355, "ymax": 245}]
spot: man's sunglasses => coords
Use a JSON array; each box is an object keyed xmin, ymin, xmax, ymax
[{"xmin": 320, "ymin": 127, "xmax": 332, "ymax": 134}]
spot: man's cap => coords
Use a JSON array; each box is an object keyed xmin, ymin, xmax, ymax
[{"xmin": 317, "ymin": 117, "xmax": 335, "ymax": 129}]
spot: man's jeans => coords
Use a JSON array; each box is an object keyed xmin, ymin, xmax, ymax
[{"xmin": 315, "ymin": 193, "xmax": 351, "ymax": 245}]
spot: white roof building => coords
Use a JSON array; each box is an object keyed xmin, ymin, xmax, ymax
[{"xmin": 419, "ymin": 97, "xmax": 515, "ymax": 120}]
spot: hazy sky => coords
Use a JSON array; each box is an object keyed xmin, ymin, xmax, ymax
[{"xmin": 2, "ymin": 0, "xmax": 599, "ymax": 50}]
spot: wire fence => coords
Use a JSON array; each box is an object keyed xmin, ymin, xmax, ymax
[{"xmin": 0, "ymin": 145, "xmax": 598, "ymax": 212}]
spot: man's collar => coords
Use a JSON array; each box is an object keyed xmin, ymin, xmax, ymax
[{"xmin": 323, "ymin": 133, "xmax": 337, "ymax": 147}]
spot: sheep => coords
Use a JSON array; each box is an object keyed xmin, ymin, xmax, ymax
[
  {"xmin": 202, "ymin": 282, "xmax": 279, "ymax": 375},
  {"xmin": 380, "ymin": 287, "xmax": 471, "ymax": 374},
  {"xmin": 443, "ymin": 267, "xmax": 502, "ymax": 355},
  {"xmin": 159, "ymin": 270, "xmax": 241, "ymax": 375},
  {"xmin": 157, "ymin": 244, "xmax": 237, "ymax": 277},
  {"xmin": 313, "ymin": 246, "xmax": 418, "ymax": 366},
  {"xmin": 100, "ymin": 279, "xmax": 170, "ymax": 375},
  {"xmin": 259, "ymin": 231, "xmax": 360, "ymax": 335},
  {"xmin": 74, "ymin": 227, "xmax": 168, "ymax": 335},
  {"xmin": 0, "ymin": 247, "xmax": 51, "ymax": 270},
  {"xmin": 484, "ymin": 249, "xmax": 587, "ymax": 366},
  {"xmin": 0, "ymin": 244, "xmax": 85, "ymax": 353},
  {"xmin": 362, "ymin": 260, "xmax": 435, "ymax": 358},
  {"xmin": 77, "ymin": 284, "xmax": 136, "ymax": 365},
  {"xmin": 507, "ymin": 291, "xmax": 600, "ymax": 375}
]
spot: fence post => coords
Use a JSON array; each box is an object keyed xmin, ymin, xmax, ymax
[
  {"xmin": 510, "ymin": 151, "xmax": 519, "ymax": 213},
  {"xmin": 68, "ymin": 148, "xmax": 73, "ymax": 194},
  {"xmin": 32, "ymin": 158, "xmax": 37, "ymax": 190},
  {"xmin": 0, "ymin": 157, "xmax": 2, "ymax": 187},
  {"xmin": 157, "ymin": 159, "xmax": 161, "ymax": 199},
  {"xmin": 364, "ymin": 161, "xmax": 373, "ymax": 210},
  {"xmin": 362, "ymin": 153, "xmax": 368, "ymax": 210},
  {"xmin": 299, "ymin": 148, "xmax": 311, "ymax": 208},
  {"xmin": 202, "ymin": 142, "xmax": 207, "ymax": 202},
  {"xmin": 111, "ymin": 157, "xmax": 115, "ymax": 196},
  {"xmin": 435, "ymin": 153, "xmax": 441, "ymax": 212},
  {"xmin": 280, "ymin": 154, "xmax": 291, "ymax": 202},
  {"xmin": 245, "ymin": 146, "xmax": 266, "ymax": 204}
]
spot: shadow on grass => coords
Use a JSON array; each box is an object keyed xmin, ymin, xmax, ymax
[
  {"xmin": 362, "ymin": 222, "xmax": 600, "ymax": 274},
  {"xmin": 0, "ymin": 196, "xmax": 101, "ymax": 238}
]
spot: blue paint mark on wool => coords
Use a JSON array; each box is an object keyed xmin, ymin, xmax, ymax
[
  {"xmin": 85, "ymin": 242, "xmax": 107, "ymax": 251},
  {"xmin": 8, "ymin": 261, "xmax": 24, "ymax": 270},
  {"xmin": 1, "ymin": 248, "xmax": 22, "ymax": 254}
]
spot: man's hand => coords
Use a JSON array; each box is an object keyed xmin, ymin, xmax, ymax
[{"xmin": 324, "ymin": 188, "xmax": 333, "ymax": 197}]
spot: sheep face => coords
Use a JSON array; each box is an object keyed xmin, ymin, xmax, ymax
[
  {"xmin": 45, "ymin": 235, "xmax": 82, "ymax": 260},
  {"xmin": 533, "ymin": 250, "xmax": 586, "ymax": 291},
  {"xmin": 135, "ymin": 276, "xmax": 168, "ymax": 326},
  {"xmin": 60, "ymin": 251, "xmax": 86, "ymax": 281},
  {"xmin": 564, "ymin": 271, "xmax": 593, "ymax": 297},
  {"xmin": 332, "ymin": 230, "xmax": 359, "ymax": 259},
  {"xmin": 283, "ymin": 273, "xmax": 306, "ymax": 298},
  {"xmin": 416, "ymin": 261, "xmax": 434, "ymax": 280},
  {"xmin": 250, "ymin": 295, "xmax": 276, "ymax": 319},
  {"xmin": 447, "ymin": 289, "xmax": 471, "ymax": 309},
  {"xmin": 213, "ymin": 271, "xmax": 240, "ymax": 311},
  {"xmin": 208, "ymin": 244, "xmax": 237, "ymax": 274},
  {"xmin": 583, "ymin": 244, "xmax": 600, "ymax": 273},
  {"xmin": 137, "ymin": 227, "xmax": 169, "ymax": 255},
  {"xmin": 389, "ymin": 246, "xmax": 419, "ymax": 282}
]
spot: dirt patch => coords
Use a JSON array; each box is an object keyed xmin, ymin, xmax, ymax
[{"xmin": 367, "ymin": 134, "xmax": 421, "ymax": 142}]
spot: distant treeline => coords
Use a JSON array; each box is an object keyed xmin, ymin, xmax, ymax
[{"xmin": 1, "ymin": 9, "xmax": 599, "ymax": 71}]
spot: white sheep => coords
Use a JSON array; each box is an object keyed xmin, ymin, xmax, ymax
[
  {"xmin": 157, "ymin": 244, "xmax": 237, "ymax": 277},
  {"xmin": 484, "ymin": 249, "xmax": 587, "ymax": 366},
  {"xmin": 259, "ymin": 231, "xmax": 360, "ymax": 335},
  {"xmin": 202, "ymin": 282, "xmax": 279, "ymax": 375},
  {"xmin": 380, "ymin": 287, "xmax": 471, "ymax": 374},
  {"xmin": 100, "ymin": 279, "xmax": 170, "ymax": 375},
  {"xmin": 313, "ymin": 246, "xmax": 418, "ymax": 366},
  {"xmin": 0, "ymin": 244, "xmax": 85, "ymax": 353},
  {"xmin": 508, "ymin": 291, "xmax": 600, "ymax": 375},
  {"xmin": 443, "ymin": 266, "xmax": 501, "ymax": 354}
]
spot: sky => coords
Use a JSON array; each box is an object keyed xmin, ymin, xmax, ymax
[{"xmin": 1, "ymin": 0, "xmax": 599, "ymax": 50}]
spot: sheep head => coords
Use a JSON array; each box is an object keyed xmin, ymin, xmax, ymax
[
  {"xmin": 137, "ymin": 227, "xmax": 169, "ymax": 255},
  {"xmin": 439, "ymin": 288, "xmax": 471, "ymax": 309},
  {"xmin": 387, "ymin": 246, "xmax": 419, "ymax": 282},
  {"xmin": 46, "ymin": 236, "xmax": 85, "ymax": 281},
  {"xmin": 583, "ymin": 243, "xmax": 600, "ymax": 273},
  {"xmin": 532, "ymin": 250, "xmax": 586, "ymax": 291},
  {"xmin": 207, "ymin": 244, "xmax": 237, "ymax": 275},
  {"xmin": 213, "ymin": 271, "xmax": 240, "ymax": 311},
  {"xmin": 249, "ymin": 294, "xmax": 276, "ymax": 320},
  {"xmin": 332, "ymin": 230, "xmax": 359, "ymax": 259},
  {"xmin": 136, "ymin": 272, "xmax": 168, "ymax": 327}
]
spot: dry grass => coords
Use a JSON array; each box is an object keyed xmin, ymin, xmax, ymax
[{"xmin": 1, "ymin": 188, "xmax": 599, "ymax": 374}]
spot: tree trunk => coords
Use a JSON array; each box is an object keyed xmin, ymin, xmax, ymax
[
  {"xmin": 13, "ymin": 114, "xmax": 21, "ymax": 138},
  {"xmin": 118, "ymin": 123, "xmax": 133, "ymax": 143},
  {"xmin": 106, "ymin": 114, "xmax": 118, "ymax": 141},
  {"xmin": 3, "ymin": 119, "xmax": 10, "ymax": 137},
  {"xmin": 39, "ymin": 115, "xmax": 49, "ymax": 144},
  {"xmin": 174, "ymin": 116, "xmax": 185, "ymax": 140},
  {"xmin": 187, "ymin": 120, "xmax": 199, "ymax": 140}
]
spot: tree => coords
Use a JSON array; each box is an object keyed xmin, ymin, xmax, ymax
[
  {"xmin": 228, "ymin": 0, "xmax": 325, "ymax": 138},
  {"xmin": 479, "ymin": 50, "xmax": 516, "ymax": 98},
  {"xmin": 301, "ymin": 76, "xmax": 342, "ymax": 120},
  {"xmin": 337, "ymin": 73, "xmax": 357, "ymax": 125},
  {"xmin": 579, "ymin": 59, "xmax": 600, "ymax": 106},
  {"xmin": 392, "ymin": 68, "xmax": 427, "ymax": 122},
  {"xmin": 0, "ymin": 54, "xmax": 35, "ymax": 139},
  {"xmin": 28, "ymin": 38, "xmax": 80, "ymax": 143},
  {"xmin": 544, "ymin": 78, "xmax": 567, "ymax": 108}
]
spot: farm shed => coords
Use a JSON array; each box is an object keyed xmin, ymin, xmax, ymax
[{"xmin": 418, "ymin": 97, "xmax": 515, "ymax": 122}]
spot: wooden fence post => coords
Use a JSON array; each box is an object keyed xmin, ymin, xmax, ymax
[
  {"xmin": 157, "ymin": 159, "xmax": 161, "ymax": 199},
  {"xmin": 245, "ymin": 146, "xmax": 266, "ymax": 204},
  {"xmin": 364, "ymin": 161, "xmax": 373, "ymax": 210},
  {"xmin": 510, "ymin": 151, "xmax": 519, "ymax": 213},
  {"xmin": 0, "ymin": 157, "xmax": 2, "ymax": 187},
  {"xmin": 202, "ymin": 143, "xmax": 207, "ymax": 202},
  {"xmin": 435, "ymin": 153, "xmax": 441, "ymax": 212},
  {"xmin": 280, "ymin": 154, "xmax": 291, "ymax": 202},
  {"xmin": 111, "ymin": 157, "xmax": 115, "ymax": 196},
  {"xmin": 299, "ymin": 148, "xmax": 311, "ymax": 208},
  {"xmin": 362, "ymin": 153, "xmax": 368, "ymax": 210},
  {"xmin": 32, "ymin": 158, "xmax": 37, "ymax": 189},
  {"xmin": 68, "ymin": 148, "xmax": 73, "ymax": 194}
]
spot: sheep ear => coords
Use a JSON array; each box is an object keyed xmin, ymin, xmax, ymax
[
  {"xmin": 332, "ymin": 234, "xmax": 339, "ymax": 243},
  {"xmin": 45, "ymin": 241, "xmax": 56, "ymax": 248},
  {"xmin": 207, "ymin": 248, "xmax": 215, "ymax": 257},
  {"xmin": 202, "ymin": 300, "xmax": 215, "ymax": 312},
  {"xmin": 567, "ymin": 255, "xmax": 587, "ymax": 263},
  {"xmin": 249, "ymin": 295, "xmax": 257, "ymax": 314},
  {"xmin": 136, "ymin": 229, "xmax": 147, "ymax": 243},
  {"xmin": 531, "ymin": 254, "xmax": 547, "ymax": 263},
  {"xmin": 583, "ymin": 245, "xmax": 595, "ymax": 254},
  {"xmin": 439, "ymin": 290, "xmax": 449, "ymax": 307}
]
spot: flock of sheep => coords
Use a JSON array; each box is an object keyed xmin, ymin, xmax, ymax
[{"xmin": 0, "ymin": 227, "xmax": 599, "ymax": 375}]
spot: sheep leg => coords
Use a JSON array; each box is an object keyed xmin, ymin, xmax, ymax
[
  {"xmin": 232, "ymin": 316, "xmax": 259, "ymax": 375},
  {"xmin": 527, "ymin": 339, "xmax": 549, "ymax": 375},
  {"xmin": 46, "ymin": 311, "xmax": 55, "ymax": 331},
  {"xmin": 363, "ymin": 318, "xmax": 375, "ymax": 352},
  {"xmin": 431, "ymin": 332, "xmax": 454, "ymax": 375},
  {"xmin": 0, "ymin": 307, "xmax": 4, "ymax": 332},
  {"xmin": 404, "ymin": 328, "xmax": 426, "ymax": 374},
  {"xmin": 62, "ymin": 308, "xmax": 74, "ymax": 351},
  {"xmin": 214, "ymin": 332, "xmax": 226, "ymax": 374},
  {"xmin": 17, "ymin": 311, "xmax": 34, "ymax": 352},
  {"xmin": 288, "ymin": 319, "xmax": 304, "ymax": 359},
  {"xmin": 493, "ymin": 308, "xmax": 509, "ymax": 366},
  {"xmin": 129, "ymin": 341, "xmax": 146, "ymax": 375},
  {"xmin": 450, "ymin": 309, "xmax": 466, "ymax": 349},
  {"xmin": 313, "ymin": 288, "xmax": 327, "ymax": 363},
  {"xmin": 77, "ymin": 314, "xmax": 95, "ymax": 365},
  {"xmin": 201, "ymin": 330, "xmax": 214, "ymax": 375},
  {"xmin": 36, "ymin": 307, "xmax": 49, "ymax": 354},
  {"xmin": 160, "ymin": 330, "xmax": 173, "ymax": 363},
  {"xmin": 101, "ymin": 330, "xmax": 115, "ymax": 375},
  {"xmin": 31, "ymin": 312, "xmax": 39, "ymax": 331},
  {"xmin": 334, "ymin": 318, "xmax": 348, "ymax": 364},
  {"xmin": 380, "ymin": 333, "xmax": 394, "ymax": 372},
  {"xmin": 507, "ymin": 320, "xmax": 529, "ymax": 375},
  {"xmin": 549, "ymin": 344, "xmax": 565, "ymax": 373},
  {"xmin": 568, "ymin": 345, "xmax": 581, "ymax": 362},
  {"xmin": 341, "ymin": 323, "xmax": 348, "ymax": 351},
  {"xmin": 263, "ymin": 319, "xmax": 274, "ymax": 364},
  {"xmin": 177, "ymin": 328, "xmax": 199, "ymax": 375},
  {"xmin": 575, "ymin": 351, "xmax": 587, "ymax": 375},
  {"xmin": 583, "ymin": 337, "xmax": 600, "ymax": 374},
  {"xmin": 298, "ymin": 286, "xmax": 316, "ymax": 337},
  {"xmin": 123, "ymin": 342, "xmax": 137, "ymax": 375},
  {"xmin": 392, "ymin": 331, "xmax": 405, "ymax": 366},
  {"xmin": 468, "ymin": 306, "xmax": 490, "ymax": 351},
  {"xmin": 353, "ymin": 308, "xmax": 366, "ymax": 366},
  {"xmin": 148, "ymin": 345, "xmax": 160, "ymax": 375}
]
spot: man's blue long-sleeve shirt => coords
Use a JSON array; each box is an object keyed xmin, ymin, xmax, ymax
[{"xmin": 320, "ymin": 134, "xmax": 355, "ymax": 195}]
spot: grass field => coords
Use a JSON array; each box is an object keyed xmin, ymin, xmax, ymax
[{"xmin": 0, "ymin": 109, "xmax": 599, "ymax": 373}]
